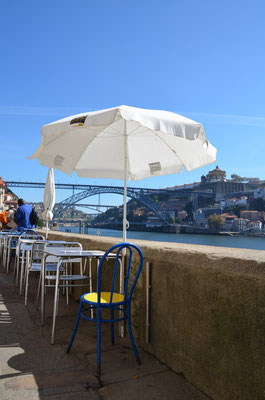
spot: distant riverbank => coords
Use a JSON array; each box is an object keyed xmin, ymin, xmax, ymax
[{"xmin": 58, "ymin": 225, "xmax": 265, "ymax": 251}]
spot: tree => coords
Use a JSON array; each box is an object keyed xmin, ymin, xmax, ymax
[
  {"xmin": 255, "ymin": 198, "xmax": 265, "ymax": 212},
  {"xmin": 37, "ymin": 217, "xmax": 45, "ymax": 228},
  {"xmin": 169, "ymin": 216, "xmax": 175, "ymax": 224},
  {"xmin": 184, "ymin": 201, "xmax": 193, "ymax": 214},
  {"xmin": 231, "ymin": 174, "xmax": 244, "ymax": 182},
  {"xmin": 259, "ymin": 211, "xmax": 265, "ymax": 223},
  {"xmin": 184, "ymin": 201, "xmax": 194, "ymax": 221},
  {"xmin": 224, "ymin": 204, "xmax": 248, "ymax": 217},
  {"xmin": 246, "ymin": 177, "xmax": 260, "ymax": 183},
  {"xmin": 208, "ymin": 214, "xmax": 223, "ymax": 230}
]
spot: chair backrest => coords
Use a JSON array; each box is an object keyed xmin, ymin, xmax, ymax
[
  {"xmin": 1, "ymin": 229, "xmax": 10, "ymax": 235},
  {"xmin": 20, "ymin": 229, "xmax": 38, "ymax": 238},
  {"xmin": 0, "ymin": 230, "xmax": 10, "ymax": 243},
  {"xmin": 97, "ymin": 242, "xmax": 144, "ymax": 305},
  {"xmin": 18, "ymin": 234, "xmax": 44, "ymax": 253},
  {"xmin": 9, "ymin": 228, "xmax": 25, "ymax": 248},
  {"xmin": 10, "ymin": 227, "xmax": 24, "ymax": 234},
  {"xmin": 31, "ymin": 241, "xmax": 82, "ymax": 264}
]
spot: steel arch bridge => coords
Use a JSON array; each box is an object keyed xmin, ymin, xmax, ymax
[{"xmin": 55, "ymin": 186, "xmax": 170, "ymax": 223}]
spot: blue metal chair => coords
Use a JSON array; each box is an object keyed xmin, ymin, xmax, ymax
[{"xmin": 67, "ymin": 242, "xmax": 144, "ymax": 376}]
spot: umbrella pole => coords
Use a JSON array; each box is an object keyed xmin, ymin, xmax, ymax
[
  {"xmin": 45, "ymin": 220, "xmax": 48, "ymax": 239},
  {"xmin": 123, "ymin": 178, "xmax": 127, "ymax": 243},
  {"xmin": 122, "ymin": 119, "xmax": 128, "ymax": 243},
  {"xmin": 120, "ymin": 119, "xmax": 128, "ymax": 338}
]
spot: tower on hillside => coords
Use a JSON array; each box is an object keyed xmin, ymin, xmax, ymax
[{"xmin": 203, "ymin": 166, "xmax": 226, "ymax": 183}]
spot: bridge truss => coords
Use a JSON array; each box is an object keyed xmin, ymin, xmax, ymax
[
  {"xmin": 55, "ymin": 186, "xmax": 170, "ymax": 223},
  {"xmin": 6, "ymin": 181, "xmax": 218, "ymax": 224}
]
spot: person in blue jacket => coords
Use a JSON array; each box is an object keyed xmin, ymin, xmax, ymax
[{"xmin": 14, "ymin": 198, "xmax": 33, "ymax": 229}]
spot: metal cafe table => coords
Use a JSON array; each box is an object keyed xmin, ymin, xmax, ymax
[{"xmin": 41, "ymin": 247, "xmax": 121, "ymax": 344}]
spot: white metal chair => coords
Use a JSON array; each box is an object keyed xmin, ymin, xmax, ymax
[
  {"xmin": 0, "ymin": 230, "xmax": 10, "ymax": 259},
  {"xmin": 5, "ymin": 228, "xmax": 25, "ymax": 273},
  {"xmin": 23, "ymin": 240, "xmax": 66, "ymax": 306},
  {"xmin": 15, "ymin": 233, "xmax": 45, "ymax": 286}
]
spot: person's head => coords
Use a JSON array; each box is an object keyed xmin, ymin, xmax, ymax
[
  {"xmin": 9, "ymin": 205, "xmax": 15, "ymax": 211},
  {"xmin": 18, "ymin": 198, "xmax": 25, "ymax": 207}
]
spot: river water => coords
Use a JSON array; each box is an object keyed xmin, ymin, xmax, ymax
[{"xmin": 59, "ymin": 226, "xmax": 265, "ymax": 251}]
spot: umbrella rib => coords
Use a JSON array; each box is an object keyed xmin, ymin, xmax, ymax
[
  {"xmin": 71, "ymin": 123, "xmax": 122, "ymax": 171},
  {"xmin": 126, "ymin": 124, "xmax": 146, "ymax": 135},
  {"xmin": 72, "ymin": 134, "xmax": 100, "ymax": 173},
  {"xmin": 103, "ymin": 125, "xmax": 122, "ymax": 134},
  {"xmin": 44, "ymin": 125, "xmax": 118, "ymax": 147},
  {"xmin": 150, "ymin": 130, "xmax": 185, "ymax": 167}
]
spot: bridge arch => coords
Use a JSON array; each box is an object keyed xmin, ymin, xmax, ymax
[{"xmin": 55, "ymin": 186, "xmax": 169, "ymax": 223}]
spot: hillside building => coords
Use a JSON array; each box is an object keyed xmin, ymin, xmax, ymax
[
  {"xmin": 221, "ymin": 213, "xmax": 237, "ymax": 230},
  {"xmin": 240, "ymin": 210, "xmax": 260, "ymax": 221},
  {"xmin": 233, "ymin": 218, "xmax": 249, "ymax": 232}
]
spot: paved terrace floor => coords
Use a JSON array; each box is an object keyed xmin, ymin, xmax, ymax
[{"xmin": 0, "ymin": 261, "xmax": 211, "ymax": 400}]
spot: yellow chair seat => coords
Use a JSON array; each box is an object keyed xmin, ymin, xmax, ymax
[{"xmin": 83, "ymin": 292, "xmax": 124, "ymax": 304}]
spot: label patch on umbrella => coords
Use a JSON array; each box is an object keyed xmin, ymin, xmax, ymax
[
  {"xmin": 54, "ymin": 155, "xmax": 64, "ymax": 166},
  {"xmin": 149, "ymin": 162, "xmax": 161, "ymax": 174},
  {"xmin": 70, "ymin": 116, "xmax": 87, "ymax": 126}
]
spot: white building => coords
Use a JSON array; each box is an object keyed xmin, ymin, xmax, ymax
[
  {"xmin": 249, "ymin": 220, "xmax": 262, "ymax": 231},
  {"xmin": 233, "ymin": 218, "xmax": 249, "ymax": 232},
  {"xmin": 220, "ymin": 196, "xmax": 248, "ymax": 208},
  {"xmin": 254, "ymin": 188, "xmax": 265, "ymax": 199}
]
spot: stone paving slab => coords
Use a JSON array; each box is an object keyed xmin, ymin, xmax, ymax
[
  {"xmin": 0, "ymin": 264, "xmax": 210, "ymax": 400},
  {"xmin": 99, "ymin": 370, "xmax": 210, "ymax": 400},
  {"xmin": 2, "ymin": 368, "xmax": 99, "ymax": 396},
  {"xmin": 0, "ymin": 374, "xmax": 94, "ymax": 400},
  {"xmin": 86, "ymin": 346, "xmax": 168, "ymax": 385}
]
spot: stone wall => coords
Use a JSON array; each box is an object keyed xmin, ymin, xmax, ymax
[{"xmin": 41, "ymin": 229, "xmax": 265, "ymax": 400}]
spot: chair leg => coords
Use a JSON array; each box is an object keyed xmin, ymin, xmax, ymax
[
  {"xmin": 111, "ymin": 308, "xmax": 115, "ymax": 345},
  {"xmin": 36, "ymin": 275, "xmax": 41, "ymax": 310},
  {"xmin": 24, "ymin": 268, "xmax": 29, "ymax": 307},
  {"xmin": 7, "ymin": 249, "xmax": 12, "ymax": 274},
  {"xmin": 13, "ymin": 254, "xmax": 18, "ymax": 280},
  {"xmin": 8, "ymin": 251, "xmax": 14, "ymax": 274},
  {"xmin": 66, "ymin": 281, "xmax": 69, "ymax": 306},
  {"xmin": 127, "ymin": 304, "xmax": 141, "ymax": 365},
  {"xmin": 19, "ymin": 256, "xmax": 25, "ymax": 295},
  {"xmin": 16, "ymin": 255, "xmax": 21, "ymax": 287},
  {"xmin": 67, "ymin": 301, "xmax": 83, "ymax": 353},
  {"xmin": 23, "ymin": 250, "xmax": 30, "ymax": 299},
  {"xmin": 97, "ymin": 306, "xmax": 101, "ymax": 376},
  {"xmin": 51, "ymin": 266, "xmax": 60, "ymax": 344}
]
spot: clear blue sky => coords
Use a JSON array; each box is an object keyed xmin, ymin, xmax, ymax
[{"xmin": 1, "ymin": 0, "xmax": 265, "ymax": 206}]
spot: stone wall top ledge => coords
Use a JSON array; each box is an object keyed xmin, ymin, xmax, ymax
[{"xmin": 39, "ymin": 230, "xmax": 265, "ymax": 268}]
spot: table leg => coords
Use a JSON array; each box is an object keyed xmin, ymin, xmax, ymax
[
  {"xmin": 14, "ymin": 243, "xmax": 20, "ymax": 281},
  {"xmin": 6, "ymin": 244, "xmax": 10, "ymax": 273},
  {"xmin": 119, "ymin": 257, "xmax": 125, "ymax": 338},
  {"xmin": 24, "ymin": 250, "xmax": 30, "ymax": 307},
  {"xmin": 19, "ymin": 249, "xmax": 25, "ymax": 295},
  {"xmin": 41, "ymin": 257, "xmax": 46, "ymax": 326},
  {"xmin": 51, "ymin": 259, "xmax": 61, "ymax": 344}
]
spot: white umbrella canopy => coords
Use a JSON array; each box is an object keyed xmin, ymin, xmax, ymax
[
  {"xmin": 29, "ymin": 105, "xmax": 217, "ymax": 241},
  {"xmin": 41, "ymin": 167, "xmax": 55, "ymax": 238}
]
